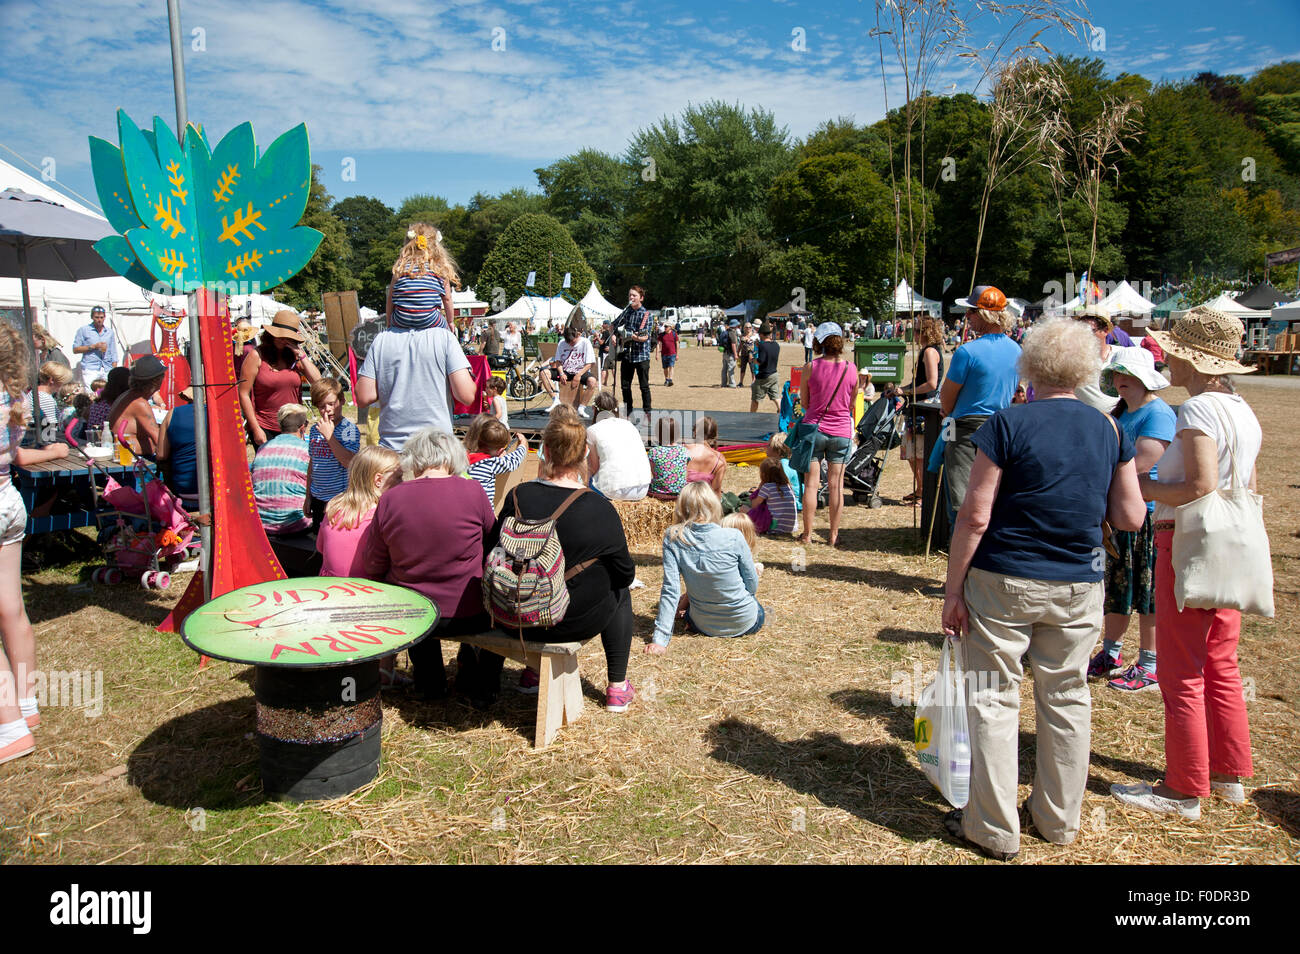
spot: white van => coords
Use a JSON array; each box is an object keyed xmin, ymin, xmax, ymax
[{"xmin": 662, "ymin": 306, "xmax": 722, "ymax": 332}]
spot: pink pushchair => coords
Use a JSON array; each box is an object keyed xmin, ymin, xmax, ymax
[{"xmin": 85, "ymin": 455, "xmax": 198, "ymax": 590}]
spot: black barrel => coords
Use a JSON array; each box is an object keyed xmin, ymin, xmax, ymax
[{"xmin": 254, "ymin": 660, "xmax": 382, "ymax": 802}]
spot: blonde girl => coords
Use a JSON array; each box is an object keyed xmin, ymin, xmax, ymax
[
  {"xmin": 720, "ymin": 512, "xmax": 764, "ymax": 579},
  {"xmin": 317, "ymin": 445, "xmax": 400, "ymax": 576},
  {"xmin": 388, "ymin": 222, "xmax": 460, "ymax": 333},
  {"xmin": 648, "ymin": 483, "xmax": 763, "ymax": 654},
  {"xmin": 0, "ymin": 325, "xmax": 69, "ymax": 763}
]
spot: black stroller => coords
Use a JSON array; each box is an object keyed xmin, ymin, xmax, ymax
[{"xmin": 818, "ymin": 393, "xmax": 903, "ymax": 508}]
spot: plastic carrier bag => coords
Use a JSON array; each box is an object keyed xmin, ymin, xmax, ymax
[{"xmin": 913, "ymin": 638, "xmax": 971, "ymax": 808}]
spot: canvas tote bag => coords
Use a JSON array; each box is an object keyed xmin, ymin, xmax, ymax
[{"xmin": 1171, "ymin": 396, "xmax": 1274, "ymax": 617}]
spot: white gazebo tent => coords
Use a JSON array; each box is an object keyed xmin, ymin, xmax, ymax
[
  {"xmin": 893, "ymin": 279, "xmax": 941, "ymax": 318},
  {"xmin": 578, "ymin": 282, "xmax": 622, "ymax": 323},
  {"xmin": 490, "ymin": 294, "xmax": 576, "ymax": 332},
  {"xmin": 1095, "ymin": 280, "xmax": 1155, "ymax": 317}
]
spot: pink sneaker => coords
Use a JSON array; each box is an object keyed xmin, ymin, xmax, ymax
[
  {"xmin": 605, "ymin": 680, "xmax": 635, "ymax": 713},
  {"xmin": 0, "ymin": 733, "xmax": 35, "ymax": 766},
  {"xmin": 25, "ymin": 712, "xmax": 40, "ymax": 730},
  {"xmin": 1087, "ymin": 648, "xmax": 1123, "ymax": 679},
  {"xmin": 1108, "ymin": 664, "xmax": 1158, "ymax": 692}
]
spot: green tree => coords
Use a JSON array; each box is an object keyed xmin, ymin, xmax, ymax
[
  {"xmin": 458, "ymin": 189, "xmax": 549, "ymax": 291},
  {"xmin": 536, "ymin": 149, "xmax": 635, "ymax": 291},
  {"xmin": 764, "ymin": 152, "xmax": 896, "ymax": 316},
  {"xmin": 476, "ymin": 213, "xmax": 597, "ymax": 308},
  {"xmin": 620, "ymin": 100, "xmax": 794, "ymax": 305},
  {"xmin": 333, "ymin": 195, "xmax": 394, "ymax": 284},
  {"xmin": 273, "ymin": 164, "xmax": 355, "ymax": 309}
]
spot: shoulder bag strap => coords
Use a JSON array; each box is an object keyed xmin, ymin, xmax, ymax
[
  {"xmin": 806, "ymin": 362, "xmax": 849, "ymax": 426},
  {"xmin": 1207, "ymin": 395, "xmax": 1243, "ymax": 491}
]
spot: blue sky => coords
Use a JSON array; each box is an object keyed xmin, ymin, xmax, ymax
[{"xmin": 3, "ymin": 0, "xmax": 1298, "ymax": 215}]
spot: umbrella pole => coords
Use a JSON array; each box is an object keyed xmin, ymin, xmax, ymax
[
  {"xmin": 17, "ymin": 245, "xmax": 43, "ymax": 444},
  {"xmin": 168, "ymin": 0, "xmax": 212, "ymax": 604}
]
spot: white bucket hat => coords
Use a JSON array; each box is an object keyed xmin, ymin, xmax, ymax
[{"xmin": 1104, "ymin": 346, "xmax": 1168, "ymax": 392}]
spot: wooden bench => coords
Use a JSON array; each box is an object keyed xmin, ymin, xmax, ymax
[{"xmin": 454, "ymin": 630, "xmax": 584, "ymax": 748}]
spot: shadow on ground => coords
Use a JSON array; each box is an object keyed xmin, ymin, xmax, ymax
[
  {"xmin": 128, "ymin": 696, "xmax": 263, "ymax": 810},
  {"xmin": 705, "ymin": 715, "xmax": 940, "ymax": 841}
]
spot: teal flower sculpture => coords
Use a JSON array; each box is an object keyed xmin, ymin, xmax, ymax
[{"xmin": 89, "ymin": 110, "xmax": 322, "ymax": 293}]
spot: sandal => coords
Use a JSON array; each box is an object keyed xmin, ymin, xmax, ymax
[
  {"xmin": 943, "ymin": 810, "xmax": 1018, "ymax": 862},
  {"xmin": 902, "ymin": 492, "xmax": 920, "ymax": 504}
]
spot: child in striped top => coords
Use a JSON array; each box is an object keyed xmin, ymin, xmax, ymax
[
  {"xmin": 744, "ymin": 458, "xmax": 798, "ymax": 535},
  {"xmin": 464, "ymin": 414, "xmax": 527, "ymax": 504},
  {"xmin": 251, "ymin": 404, "xmax": 312, "ymax": 535},
  {"xmin": 307, "ymin": 378, "xmax": 361, "ymax": 531}
]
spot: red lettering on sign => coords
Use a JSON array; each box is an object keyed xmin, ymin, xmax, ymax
[
  {"xmin": 283, "ymin": 588, "xmax": 330, "ymax": 604},
  {"xmin": 348, "ymin": 583, "xmax": 384, "ymax": 594},
  {"xmin": 356, "ymin": 624, "xmax": 406, "ymax": 635},
  {"xmin": 310, "ymin": 634, "xmax": 358, "ymax": 653},
  {"xmin": 325, "ymin": 584, "xmax": 359, "ymax": 596},
  {"xmin": 269, "ymin": 641, "xmax": 322, "ymax": 661},
  {"xmin": 336, "ymin": 630, "xmax": 384, "ymax": 645}
]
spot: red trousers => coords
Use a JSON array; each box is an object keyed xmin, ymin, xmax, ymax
[{"xmin": 1154, "ymin": 531, "xmax": 1253, "ymax": 796}]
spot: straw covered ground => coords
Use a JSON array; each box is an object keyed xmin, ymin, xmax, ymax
[{"xmin": 2, "ymin": 339, "xmax": 1297, "ymax": 864}]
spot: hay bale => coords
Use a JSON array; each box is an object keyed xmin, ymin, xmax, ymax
[{"xmin": 610, "ymin": 497, "xmax": 676, "ymax": 552}]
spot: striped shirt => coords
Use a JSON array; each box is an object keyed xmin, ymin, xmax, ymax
[
  {"xmin": 391, "ymin": 272, "xmax": 449, "ymax": 330},
  {"xmin": 757, "ymin": 482, "xmax": 797, "ymax": 534},
  {"xmin": 466, "ymin": 442, "xmax": 527, "ymax": 502},
  {"xmin": 308, "ymin": 417, "xmax": 360, "ymax": 503},
  {"xmin": 252, "ymin": 434, "xmax": 310, "ymax": 534}
]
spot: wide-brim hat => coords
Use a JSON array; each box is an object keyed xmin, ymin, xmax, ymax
[
  {"xmin": 728, "ymin": 319, "xmax": 740, "ymax": 327},
  {"xmin": 264, "ymin": 310, "xmax": 305, "ymax": 343},
  {"xmin": 1103, "ymin": 346, "xmax": 1168, "ymax": 392},
  {"xmin": 1073, "ymin": 304, "xmax": 1113, "ymax": 332},
  {"xmin": 814, "ymin": 321, "xmax": 843, "ymax": 343},
  {"xmin": 1148, "ymin": 306, "xmax": 1254, "ymax": 375}
]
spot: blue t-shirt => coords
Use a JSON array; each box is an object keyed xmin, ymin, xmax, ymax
[
  {"xmin": 308, "ymin": 417, "xmax": 361, "ymax": 502},
  {"xmin": 969, "ymin": 399, "xmax": 1134, "ymax": 583},
  {"xmin": 1115, "ymin": 398, "xmax": 1176, "ymax": 513},
  {"xmin": 946, "ymin": 333, "xmax": 1021, "ymax": 419}
]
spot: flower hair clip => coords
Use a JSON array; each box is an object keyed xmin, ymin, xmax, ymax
[
  {"xmin": 406, "ymin": 228, "xmax": 416, "ymax": 240},
  {"xmin": 416, "ymin": 234, "xmax": 428, "ymax": 249}
]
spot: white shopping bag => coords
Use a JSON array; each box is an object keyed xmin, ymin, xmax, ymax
[{"xmin": 914, "ymin": 637, "xmax": 971, "ymax": 808}]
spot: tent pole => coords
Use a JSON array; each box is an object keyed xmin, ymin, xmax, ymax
[{"xmin": 168, "ymin": 0, "xmax": 213, "ymax": 604}]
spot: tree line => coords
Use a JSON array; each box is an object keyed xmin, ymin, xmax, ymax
[{"xmin": 275, "ymin": 57, "xmax": 1300, "ymax": 321}]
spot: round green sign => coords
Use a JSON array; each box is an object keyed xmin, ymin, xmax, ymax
[{"xmin": 181, "ymin": 578, "xmax": 439, "ymax": 668}]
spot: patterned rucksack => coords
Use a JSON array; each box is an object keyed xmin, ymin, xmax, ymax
[{"xmin": 483, "ymin": 487, "xmax": 595, "ymax": 630}]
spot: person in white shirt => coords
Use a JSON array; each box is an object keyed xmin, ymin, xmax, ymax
[
  {"xmin": 542, "ymin": 321, "xmax": 598, "ymax": 415},
  {"xmin": 586, "ymin": 392, "xmax": 651, "ymax": 500},
  {"xmin": 503, "ymin": 322, "xmax": 522, "ymax": 355}
]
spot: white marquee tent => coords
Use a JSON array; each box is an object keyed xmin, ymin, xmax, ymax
[
  {"xmin": 489, "ymin": 294, "xmax": 578, "ymax": 331},
  {"xmin": 579, "ymin": 283, "xmax": 622, "ymax": 323},
  {"xmin": 1095, "ymin": 280, "xmax": 1156, "ymax": 316},
  {"xmin": 893, "ymin": 279, "xmax": 942, "ymax": 317}
]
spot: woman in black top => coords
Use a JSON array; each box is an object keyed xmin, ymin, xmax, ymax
[
  {"xmin": 900, "ymin": 317, "xmax": 945, "ymax": 504},
  {"xmin": 476, "ymin": 407, "xmax": 637, "ymax": 711}
]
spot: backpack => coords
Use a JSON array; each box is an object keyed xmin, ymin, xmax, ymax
[{"xmin": 483, "ymin": 487, "xmax": 595, "ymax": 631}]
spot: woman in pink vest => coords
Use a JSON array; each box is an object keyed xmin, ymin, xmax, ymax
[{"xmin": 797, "ymin": 322, "xmax": 860, "ymax": 548}]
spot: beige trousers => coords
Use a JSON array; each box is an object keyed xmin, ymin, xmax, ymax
[{"xmin": 959, "ymin": 567, "xmax": 1102, "ymax": 856}]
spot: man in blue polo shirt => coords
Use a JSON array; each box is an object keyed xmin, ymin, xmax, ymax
[
  {"xmin": 72, "ymin": 305, "xmax": 118, "ymax": 389},
  {"xmin": 939, "ymin": 285, "xmax": 1021, "ymax": 529}
]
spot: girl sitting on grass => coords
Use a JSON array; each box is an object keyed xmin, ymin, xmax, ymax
[
  {"xmin": 646, "ymin": 483, "xmax": 763, "ymax": 655},
  {"xmin": 742, "ymin": 458, "xmax": 798, "ymax": 535},
  {"xmin": 721, "ymin": 511, "xmax": 763, "ymax": 580}
]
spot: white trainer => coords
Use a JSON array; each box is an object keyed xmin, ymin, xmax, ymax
[
  {"xmin": 1210, "ymin": 780, "xmax": 1246, "ymax": 804},
  {"xmin": 1110, "ymin": 782, "xmax": 1201, "ymax": 820}
]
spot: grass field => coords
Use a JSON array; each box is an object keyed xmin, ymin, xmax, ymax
[{"xmin": 3, "ymin": 339, "xmax": 1297, "ymax": 864}]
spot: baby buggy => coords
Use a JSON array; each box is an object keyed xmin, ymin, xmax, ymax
[
  {"xmin": 830, "ymin": 393, "xmax": 904, "ymax": 508},
  {"xmin": 83, "ymin": 454, "xmax": 199, "ymax": 590}
]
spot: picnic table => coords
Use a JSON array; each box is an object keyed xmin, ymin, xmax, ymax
[{"xmin": 13, "ymin": 447, "xmax": 138, "ymax": 536}]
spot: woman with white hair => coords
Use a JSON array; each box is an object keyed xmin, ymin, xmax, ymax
[
  {"xmin": 941, "ymin": 317, "xmax": 1146, "ymax": 861},
  {"xmin": 360, "ymin": 427, "xmax": 496, "ymax": 700}
]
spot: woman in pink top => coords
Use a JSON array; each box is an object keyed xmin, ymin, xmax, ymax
[
  {"xmin": 797, "ymin": 322, "xmax": 859, "ymax": 548},
  {"xmin": 317, "ymin": 445, "xmax": 400, "ymax": 576}
]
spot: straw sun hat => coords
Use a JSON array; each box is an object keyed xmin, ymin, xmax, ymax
[
  {"xmin": 1148, "ymin": 306, "xmax": 1254, "ymax": 375},
  {"xmin": 263, "ymin": 310, "xmax": 306, "ymax": 343}
]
